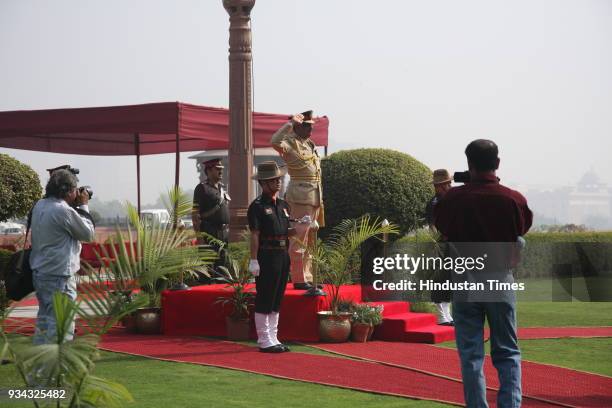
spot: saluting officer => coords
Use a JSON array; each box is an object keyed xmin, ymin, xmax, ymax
[
  {"xmin": 271, "ymin": 110, "xmax": 324, "ymax": 290},
  {"xmin": 248, "ymin": 161, "xmax": 296, "ymax": 353},
  {"xmin": 192, "ymin": 158, "xmax": 231, "ymax": 278}
]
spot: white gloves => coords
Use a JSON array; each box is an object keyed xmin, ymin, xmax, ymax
[
  {"xmin": 300, "ymin": 215, "xmax": 312, "ymax": 224},
  {"xmin": 249, "ymin": 259, "xmax": 260, "ymax": 277}
]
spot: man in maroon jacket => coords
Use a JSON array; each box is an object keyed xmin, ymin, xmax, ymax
[{"xmin": 435, "ymin": 139, "xmax": 532, "ymax": 408}]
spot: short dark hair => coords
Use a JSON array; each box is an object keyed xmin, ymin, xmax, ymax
[
  {"xmin": 465, "ymin": 139, "xmax": 499, "ymax": 172},
  {"xmin": 45, "ymin": 169, "xmax": 78, "ymax": 199}
]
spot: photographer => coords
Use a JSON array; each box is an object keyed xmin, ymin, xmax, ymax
[
  {"xmin": 30, "ymin": 169, "xmax": 95, "ymax": 345},
  {"xmin": 434, "ymin": 140, "xmax": 532, "ymax": 408}
]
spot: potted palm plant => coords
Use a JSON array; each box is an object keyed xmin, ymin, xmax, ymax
[
  {"xmin": 95, "ymin": 187, "xmax": 216, "ymax": 334},
  {"xmin": 214, "ymin": 242, "xmax": 254, "ymax": 341},
  {"xmin": 312, "ymin": 215, "xmax": 398, "ymax": 342}
]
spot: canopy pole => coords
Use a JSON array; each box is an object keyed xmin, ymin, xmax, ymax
[
  {"xmin": 135, "ymin": 133, "xmax": 141, "ymax": 216},
  {"xmin": 173, "ymin": 130, "xmax": 180, "ymax": 228},
  {"xmin": 175, "ymin": 133, "xmax": 180, "ymax": 190}
]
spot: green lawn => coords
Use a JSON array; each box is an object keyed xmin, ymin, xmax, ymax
[
  {"xmin": 1, "ymin": 301, "xmax": 610, "ymax": 407},
  {"xmin": 516, "ymin": 301, "xmax": 612, "ymax": 327},
  {"xmin": 435, "ymin": 301, "xmax": 612, "ymax": 376}
]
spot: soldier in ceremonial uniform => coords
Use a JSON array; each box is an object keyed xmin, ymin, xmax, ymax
[
  {"xmin": 425, "ymin": 169, "xmax": 454, "ymax": 326},
  {"xmin": 271, "ymin": 110, "xmax": 324, "ymax": 290},
  {"xmin": 192, "ymin": 158, "xmax": 231, "ymax": 278},
  {"xmin": 248, "ymin": 161, "xmax": 296, "ymax": 353}
]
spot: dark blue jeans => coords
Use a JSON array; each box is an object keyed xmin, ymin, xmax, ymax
[{"xmin": 453, "ymin": 300, "xmax": 522, "ymax": 408}]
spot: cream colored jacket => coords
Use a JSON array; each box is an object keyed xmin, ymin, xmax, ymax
[{"xmin": 271, "ymin": 122, "xmax": 323, "ymax": 208}]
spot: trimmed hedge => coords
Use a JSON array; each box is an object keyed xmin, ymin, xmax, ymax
[
  {"xmin": 516, "ymin": 232, "xmax": 612, "ymax": 278},
  {"xmin": 0, "ymin": 248, "xmax": 14, "ymax": 280},
  {"xmin": 0, "ymin": 248, "xmax": 14, "ymax": 314},
  {"xmin": 0, "ymin": 154, "xmax": 42, "ymax": 222},
  {"xmin": 525, "ymin": 231, "xmax": 612, "ymax": 243},
  {"xmin": 321, "ymin": 149, "xmax": 433, "ymax": 236},
  {"xmin": 389, "ymin": 231, "xmax": 612, "ymax": 279}
]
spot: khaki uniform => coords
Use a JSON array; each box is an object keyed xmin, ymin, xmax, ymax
[{"xmin": 271, "ymin": 122, "xmax": 325, "ymax": 284}]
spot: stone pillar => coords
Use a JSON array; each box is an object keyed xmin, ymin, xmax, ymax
[{"xmin": 223, "ymin": 0, "xmax": 255, "ymax": 241}]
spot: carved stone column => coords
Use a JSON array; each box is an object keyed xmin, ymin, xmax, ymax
[{"xmin": 223, "ymin": 0, "xmax": 255, "ymax": 241}]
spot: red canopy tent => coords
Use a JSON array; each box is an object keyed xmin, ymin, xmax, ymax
[{"xmin": 0, "ymin": 101, "xmax": 330, "ymax": 211}]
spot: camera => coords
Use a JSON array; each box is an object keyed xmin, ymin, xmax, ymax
[
  {"xmin": 79, "ymin": 186, "xmax": 94, "ymax": 199},
  {"xmin": 46, "ymin": 164, "xmax": 94, "ymax": 199},
  {"xmin": 453, "ymin": 171, "xmax": 471, "ymax": 183}
]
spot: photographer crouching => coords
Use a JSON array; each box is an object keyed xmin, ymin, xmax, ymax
[{"xmin": 29, "ymin": 169, "xmax": 95, "ymax": 345}]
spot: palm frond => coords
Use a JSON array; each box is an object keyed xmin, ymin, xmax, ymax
[
  {"xmin": 161, "ymin": 186, "xmax": 193, "ymax": 226},
  {"xmin": 313, "ymin": 216, "xmax": 399, "ymax": 313},
  {"xmin": 76, "ymin": 375, "xmax": 134, "ymax": 408}
]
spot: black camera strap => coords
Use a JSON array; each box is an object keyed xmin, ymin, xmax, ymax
[{"xmin": 75, "ymin": 207, "xmax": 95, "ymax": 228}]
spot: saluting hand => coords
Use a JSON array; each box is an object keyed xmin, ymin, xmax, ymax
[{"xmin": 290, "ymin": 113, "xmax": 304, "ymax": 125}]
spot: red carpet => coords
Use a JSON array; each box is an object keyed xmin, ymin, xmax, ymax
[
  {"xmin": 11, "ymin": 296, "xmax": 39, "ymax": 307},
  {"xmin": 97, "ymin": 332, "xmax": 561, "ymax": 407},
  {"xmin": 0, "ymin": 317, "xmax": 585, "ymax": 407},
  {"xmin": 4, "ymin": 317, "xmax": 557, "ymax": 406},
  {"xmin": 308, "ymin": 341, "xmax": 612, "ymax": 408},
  {"xmin": 515, "ymin": 326, "xmax": 612, "ymax": 339}
]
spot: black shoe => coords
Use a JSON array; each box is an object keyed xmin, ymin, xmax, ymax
[
  {"xmin": 277, "ymin": 343, "xmax": 291, "ymax": 352},
  {"xmin": 293, "ymin": 282, "xmax": 313, "ymax": 290},
  {"xmin": 306, "ymin": 282, "xmax": 324, "ymax": 289},
  {"xmin": 259, "ymin": 345, "xmax": 285, "ymax": 353}
]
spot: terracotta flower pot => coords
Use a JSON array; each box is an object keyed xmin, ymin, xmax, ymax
[
  {"xmin": 226, "ymin": 316, "xmax": 250, "ymax": 341},
  {"xmin": 317, "ymin": 311, "xmax": 352, "ymax": 343},
  {"xmin": 367, "ymin": 324, "xmax": 376, "ymax": 341},
  {"xmin": 351, "ymin": 322, "xmax": 371, "ymax": 342},
  {"xmin": 121, "ymin": 313, "xmax": 137, "ymax": 333},
  {"xmin": 135, "ymin": 307, "xmax": 162, "ymax": 335}
]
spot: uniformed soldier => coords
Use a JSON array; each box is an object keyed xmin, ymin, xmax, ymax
[
  {"xmin": 248, "ymin": 161, "xmax": 297, "ymax": 353},
  {"xmin": 271, "ymin": 110, "xmax": 324, "ymax": 290},
  {"xmin": 192, "ymin": 158, "xmax": 231, "ymax": 279},
  {"xmin": 426, "ymin": 169, "xmax": 454, "ymax": 326}
]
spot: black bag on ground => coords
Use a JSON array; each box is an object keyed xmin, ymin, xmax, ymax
[{"xmin": 4, "ymin": 249, "xmax": 34, "ymax": 301}]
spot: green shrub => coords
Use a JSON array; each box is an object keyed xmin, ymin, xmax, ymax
[
  {"xmin": 0, "ymin": 248, "xmax": 14, "ymax": 280},
  {"xmin": 321, "ymin": 149, "xmax": 433, "ymax": 236},
  {"xmin": 0, "ymin": 154, "xmax": 42, "ymax": 222},
  {"xmin": 227, "ymin": 240, "xmax": 249, "ymax": 261},
  {"xmin": 391, "ymin": 231, "xmax": 612, "ymax": 280},
  {"xmin": 525, "ymin": 231, "xmax": 612, "ymax": 243}
]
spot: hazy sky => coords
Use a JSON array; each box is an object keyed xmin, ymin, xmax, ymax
[{"xmin": 1, "ymin": 0, "xmax": 611, "ymax": 204}]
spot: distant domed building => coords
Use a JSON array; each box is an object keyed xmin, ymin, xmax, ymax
[
  {"xmin": 568, "ymin": 171, "xmax": 611, "ymax": 225},
  {"xmin": 526, "ymin": 170, "xmax": 612, "ymax": 228}
]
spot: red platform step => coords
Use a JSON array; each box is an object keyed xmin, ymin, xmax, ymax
[
  {"xmin": 403, "ymin": 325, "xmax": 456, "ymax": 343},
  {"xmin": 368, "ymin": 308, "xmax": 455, "ymax": 344},
  {"xmin": 162, "ymin": 284, "xmax": 454, "ymax": 344}
]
